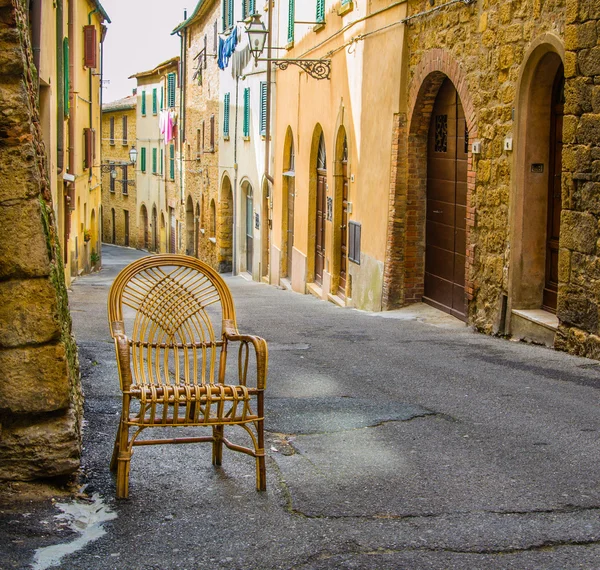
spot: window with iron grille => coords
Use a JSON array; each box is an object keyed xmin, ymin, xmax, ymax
[{"xmin": 348, "ymin": 221, "xmax": 361, "ymax": 264}]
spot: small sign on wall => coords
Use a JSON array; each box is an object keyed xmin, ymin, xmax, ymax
[
  {"xmin": 255, "ymin": 212, "xmax": 260, "ymax": 230},
  {"xmin": 348, "ymin": 221, "xmax": 361, "ymax": 265},
  {"xmin": 326, "ymin": 197, "xmax": 333, "ymax": 222}
]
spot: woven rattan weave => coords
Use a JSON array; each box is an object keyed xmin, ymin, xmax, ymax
[{"xmin": 107, "ymin": 255, "xmax": 268, "ymax": 498}]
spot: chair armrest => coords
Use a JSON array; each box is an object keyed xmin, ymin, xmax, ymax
[
  {"xmin": 114, "ymin": 334, "xmax": 133, "ymax": 391},
  {"xmin": 223, "ymin": 320, "xmax": 268, "ymax": 390}
]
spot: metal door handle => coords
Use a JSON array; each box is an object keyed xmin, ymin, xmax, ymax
[{"xmin": 433, "ymin": 210, "xmax": 443, "ymax": 214}]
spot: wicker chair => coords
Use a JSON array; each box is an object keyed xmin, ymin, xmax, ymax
[{"xmin": 107, "ymin": 254, "xmax": 268, "ymax": 499}]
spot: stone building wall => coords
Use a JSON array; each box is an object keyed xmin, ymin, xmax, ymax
[
  {"xmin": 182, "ymin": 3, "xmax": 222, "ymax": 271},
  {"xmin": 385, "ymin": 0, "xmax": 566, "ymax": 332},
  {"xmin": 0, "ymin": 0, "xmax": 81, "ymax": 480},
  {"xmin": 555, "ymin": 0, "xmax": 600, "ymax": 358},
  {"xmin": 101, "ymin": 102, "xmax": 137, "ymax": 248}
]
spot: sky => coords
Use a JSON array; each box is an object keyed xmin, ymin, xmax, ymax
[{"xmin": 100, "ymin": 0, "xmax": 193, "ymax": 104}]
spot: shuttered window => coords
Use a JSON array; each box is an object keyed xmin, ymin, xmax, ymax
[
  {"xmin": 169, "ymin": 144, "xmax": 175, "ymax": 180},
  {"xmin": 63, "ymin": 38, "xmax": 70, "ymax": 118},
  {"xmin": 122, "ymin": 115, "xmax": 127, "ymax": 144},
  {"xmin": 160, "ymin": 149, "xmax": 164, "ymax": 175},
  {"xmin": 223, "ymin": 92, "xmax": 230, "ymax": 137},
  {"xmin": 316, "ymin": 0, "xmax": 325, "ymax": 22},
  {"xmin": 167, "ymin": 73, "xmax": 176, "ymax": 108},
  {"xmin": 222, "ymin": 0, "xmax": 234, "ymax": 31},
  {"xmin": 152, "ymin": 88, "xmax": 157, "ymax": 114},
  {"xmin": 83, "ymin": 25, "xmax": 97, "ymax": 68},
  {"xmin": 242, "ymin": 0, "xmax": 255, "ymax": 19},
  {"xmin": 141, "ymin": 91, "xmax": 146, "ymax": 116},
  {"xmin": 109, "ymin": 164, "xmax": 116, "ymax": 192},
  {"xmin": 83, "ymin": 128, "xmax": 95, "ymax": 169},
  {"xmin": 243, "ymin": 87, "xmax": 250, "ymax": 138},
  {"xmin": 287, "ymin": 0, "xmax": 295, "ymax": 44},
  {"xmin": 121, "ymin": 165, "xmax": 128, "ymax": 195},
  {"xmin": 152, "ymin": 148, "xmax": 158, "ymax": 174},
  {"xmin": 140, "ymin": 147, "xmax": 146, "ymax": 172},
  {"xmin": 160, "ymin": 86, "xmax": 164, "ymax": 111},
  {"xmin": 109, "ymin": 116, "xmax": 114, "ymax": 145},
  {"xmin": 210, "ymin": 115, "xmax": 215, "ymax": 150},
  {"xmin": 259, "ymin": 82, "xmax": 267, "ymax": 136}
]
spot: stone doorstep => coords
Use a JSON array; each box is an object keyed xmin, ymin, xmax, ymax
[
  {"xmin": 306, "ymin": 282, "xmax": 323, "ymax": 300},
  {"xmin": 510, "ymin": 309, "xmax": 558, "ymax": 348},
  {"xmin": 327, "ymin": 292, "xmax": 346, "ymax": 308},
  {"xmin": 239, "ymin": 271, "xmax": 253, "ymax": 282},
  {"xmin": 279, "ymin": 277, "xmax": 292, "ymax": 291}
]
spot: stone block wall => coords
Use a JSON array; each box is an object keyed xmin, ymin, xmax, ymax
[
  {"xmin": 555, "ymin": 0, "xmax": 600, "ymax": 357},
  {"xmin": 0, "ymin": 0, "xmax": 81, "ymax": 480}
]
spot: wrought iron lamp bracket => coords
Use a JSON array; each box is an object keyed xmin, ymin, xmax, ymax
[{"xmin": 260, "ymin": 58, "xmax": 331, "ymax": 80}]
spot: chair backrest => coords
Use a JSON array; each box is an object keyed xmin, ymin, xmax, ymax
[{"xmin": 108, "ymin": 255, "xmax": 237, "ymax": 388}]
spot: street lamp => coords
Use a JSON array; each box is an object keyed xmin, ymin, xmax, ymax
[
  {"xmin": 129, "ymin": 146, "xmax": 138, "ymax": 165},
  {"xmin": 244, "ymin": 13, "xmax": 331, "ymax": 80}
]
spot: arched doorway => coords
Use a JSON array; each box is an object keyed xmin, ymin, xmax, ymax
[
  {"xmin": 261, "ymin": 179, "xmax": 270, "ymax": 281},
  {"xmin": 219, "ymin": 178, "xmax": 233, "ymax": 272},
  {"xmin": 315, "ymin": 133, "xmax": 327, "ymax": 286},
  {"xmin": 185, "ymin": 195, "xmax": 194, "ymax": 256},
  {"xmin": 152, "ymin": 205, "xmax": 158, "ymax": 252},
  {"xmin": 509, "ymin": 45, "xmax": 564, "ymax": 318},
  {"xmin": 243, "ymin": 183, "xmax": 254, "ymax": 275},
  {"xmin": 424, "ymin": 78, "xmax": 468, "ymax": 320},
  {"xmin": 282, "ymin": 129, "xmax": 295, "ymax": 280},
  {"xmin": 140, "ymin": 205, "xmax": 149, "ymax": 249},
  {"xmin": 335, "ymin": 130, "xmax": 349, "ymax": 299}
]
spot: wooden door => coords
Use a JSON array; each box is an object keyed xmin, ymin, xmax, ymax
[
  {"xmin": 315, "ymin": 170, "xmax": 326, "ymax": 286},
  {"xmin": 424, "ymin": 79, "xmax": 468, "ymax": 321},
  {"xmin": 338, "ymin": 158, "xmax": 349, "ymax": 298},
  {"xmin": 543, "ymin": 66, "xmax": 564, "ymax": 313},
  {"xmin": 124, "ymin": 210, "xmax": 130, "ymax": 247},
  {"xmin": 246, "ymin": 191, "xmax": 253, "ymax": 274},
  {"xmin": 286, "ymin": 177, "xmax": 295, "ymax": 278}
]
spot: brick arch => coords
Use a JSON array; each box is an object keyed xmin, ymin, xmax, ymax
[{"xmin": 383, "ymin": 49, "xmax": 477, "ymax": 315}]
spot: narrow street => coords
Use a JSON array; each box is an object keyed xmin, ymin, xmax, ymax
[{"xmin": 4, "ymin": 243, "xmax": 600, "ymax": 569}]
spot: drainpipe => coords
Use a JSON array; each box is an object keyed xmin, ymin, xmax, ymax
[
  {"xmin": 66, "ymin": 0, "xmax": 76, "ymax": 261},
  {"xmin": 233, "ymin": 76, "xmax": 239, "ymax": 275},
  {"xmin": 31, "ymin": 0, "xmax": 42, "ymax": 90},
  {"xmin": 88, "ymin": 9, "xmax": 99, "ymax": 179},
  {"xmin": 56, "ymin": 0, "xmax": 64, "ymax": 173},
  {"xmin": 177, "ymin": 11, "xmax": 187, "ymax": 206},
  {"xmin": 263, "ymin": 2, "xmax": 274, "ymax": 186}
]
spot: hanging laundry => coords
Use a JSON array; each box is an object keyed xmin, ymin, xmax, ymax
[{"xmin": 218, "ymin": 30, "xmax": 238, "ymax": 70}]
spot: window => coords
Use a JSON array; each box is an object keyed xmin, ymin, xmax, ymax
[
  {"xmin": 223, "ymin": 92, "xmax": 230, "ymax": 137},
  {"xmin": 167, "ymin": 72, "xmax": 176, "ymax": 108},
  {"xmin": 141, "ymin": 90, "xmax": 146, "ymax": 116},
  {"xmin": 169, "ymin": 144, "xmax": 175, "ymax": 180},
  {"xmin": 109, "ymin": 163, "xmax": 116, "ymax": 192},
  {"xmin": 83, "ymin": 128, "xmax": 95, "ymax": 169},
  {"xmin": 152, "ymin": 88, "xmax": 157, "ymax": 115},
  {"xmin": 243, "ymin": 87, "xmax": 250, "ymax": 138},
  {"xmin": 83, "ymin": 25, "xmax": 97, "ymax": 68},
  {"xmin": 140, "ymin": 147, "xmax": 146, "ymax": 172},
  {"xmin": 109, "ymin": 116, "xmax": 115, "ymax": 145},
  {"xmin": 196, "ymin": 129, "xmax": 202, "ymax": 158},
  {"xmin": 259, "ymin": 82, "xmax": 267, "ymax": 136},
  {"xmin": 152, "ymin": 148, "xmax": 158, "ymax": 174},
  {"xmin": 160, "ymin": 149, "xmax": 164, "ymax": 175},
  {"xmin": 210, "ymin": 115, "xmax": 215, "ymax": 151},
  {"xmin": 202, "ymin": 119, "xmax": 206, "ymax": 150},
  {"xmin": 214, "ymin": 20, "xmax": 218, "ymax": 53},
  {"xmin": 316, "ymin": 0, "xmax": 325, "ymax": 22},
  {"xmin": 348, "ymin": 221, "xmax": 361, "ymax": 264},
  {"xmin": 222, "ymin": 0, "xmax": 234, "ymax": 31},
  {"xmin": 160, "ymin": 86, "xmax": 164, "ymax": 111},
  {"xmin": 287, "ymin": 0, "xmax": 295, "ymax": 44},
  {"xmin": 121, "ymin": 165, "xmax": 128, "ymax": 195},
  {"xmin": 122, "ymin": 115, "xmax": 127, "ymax": 145},
  {"xmin": 242, "ymin": 0, "xmax": 255, "ymax": 19}
]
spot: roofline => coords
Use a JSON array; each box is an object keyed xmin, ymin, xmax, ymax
[
  {"xmin": 102, "ymin": 103, "xmax": 136, "ymax": 113},
  {"xmin": 128, "ymin": 56, "xmax": 181, "ymax": 80},
  {"xmin": 92, "ymin": 0, "xmax": 111, "ymax": 24},
  {"xmin": 171, "ymin": 0, "xmax": 214, "ymax": 35}
]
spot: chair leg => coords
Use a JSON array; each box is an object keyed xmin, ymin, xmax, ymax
[
  {"xmin": 109, "ymin": 420, "xmax": 122, "ymax": 473},
  {"xmin": 114, "ymin": 419, "xmax": 132, "ymax": 499},
  {"xmin": 212, "ymin": 425, "xmax": 224, "ymax": 466},
  {"xmin": 256, "ymin": 418, "xmax": 266, "ymax": 491}
]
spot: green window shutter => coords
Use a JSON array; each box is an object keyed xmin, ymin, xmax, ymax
[
  {"xmin": 152, "ymin": 148, "xmax": 157, "ymax": 173},
  {"xmin": 160, "ymin": 149, "xmax": 164, "ymax": 175},
  {"xmin": 152, "ymin": 89, "xmax": 157, "ymax": 114},
  {"xmin": 63, "ymin": 38, "xmax": 70, "ymax": 117},
  {"xmin": 227, "ymin": 0, "xmax": 234, "ymax": 28},
  {"xmin": 169, "ymin": 144, "xmax": 175, "ymax": 180},
  {"xmin": 222, "ymin": 0, "xmax": 226, "ymax": 31},
  {"xmin": 141, "ymin": 91, "xmax": 146, "ymax": 116},
  {"xmin": 224, "ymin": 92, "xmax": 230, "ymax": 137},
  {"xmin": 243, "ymin": 88, "xmax": 250, "ymax": 138},
  {"xmin": 287, "ymin": 0, "xmax": 295, "ymax": 44},
  {"xmin": 140, "ymin": 147, "xmax": 146, "ymax": 172},
  {"xmin": 167, "ymin": 73, "xmax": 176, "ymax": 108},
  {"xmin": 242, "ymin": 0, "xmax": 247, "ymax": 19},
  {"xmin": 250, "ymin": 0, "xmax": 255, "ymax": 14},
  {"xmin": 160, "ymin": 87, "xmax": 164, "ymax": 111},
  {"xmin": 316, "ymin": 0, "xmax": 325, "ymax": 22},
  {"xmin": 259, "ymin": 82, "xmax": 267, "ymax": 136}
]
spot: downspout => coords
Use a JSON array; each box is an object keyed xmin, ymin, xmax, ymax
[
  {"xmin": 233, "ymin": 76, "xmax": 239, "ymax": 275},
  {"xmin": 67, "ymin": 0, "xmax": 76, "ymax": 261},
  {"xmin": 263, "ymin": 2, "xmax": 274, "ymax": 186},
  {"xmin": 177, "ymin": 10, "xmax": 187, "ymax": 206},
  {"xmin": 88, "ymin": 9, "xmax": 99, "ymax": 179},
  {"xmin": 56, "ymin": 0, "xmax": 64, "ymax": 173}
]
